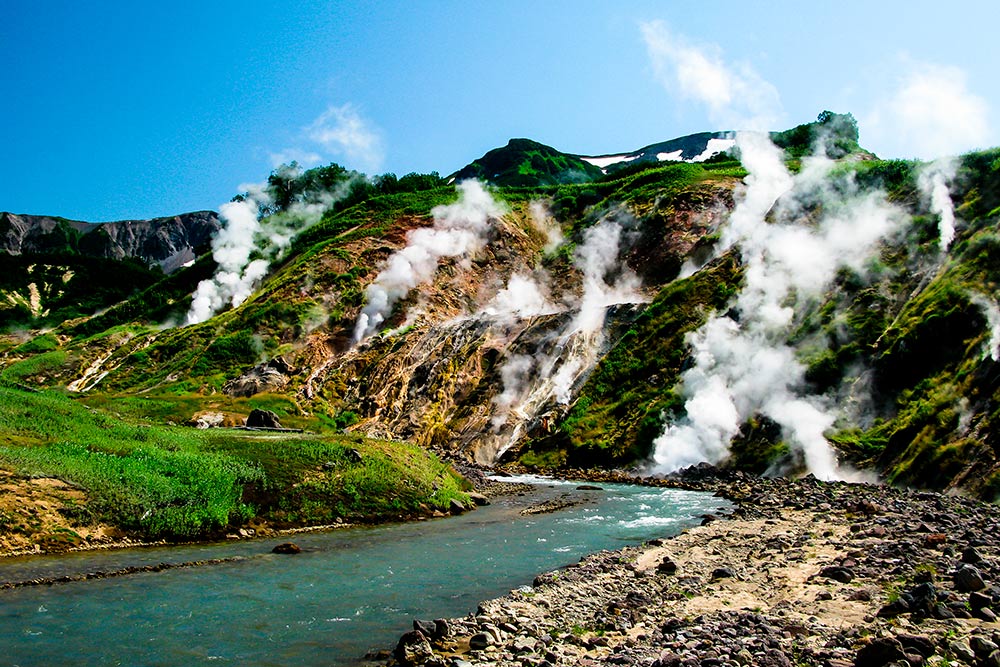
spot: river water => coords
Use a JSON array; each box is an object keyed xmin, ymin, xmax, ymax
[{"xmin": 0, "ymin": 476, "xmax": 727, "ymax": 666}]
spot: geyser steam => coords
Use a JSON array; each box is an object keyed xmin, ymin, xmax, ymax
[
  {"xmin": 650, "ymin": 135, "xmax": 902, "ymax": 480},
  {"xmin": 186, "ymin": 170, "xmax": 354, "ymax": 326},
  {"xmin": 353, "ymin": 180, "xmax": 505, "ymax": 342}
]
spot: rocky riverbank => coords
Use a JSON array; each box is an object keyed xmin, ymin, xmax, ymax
[{"xmin": 391, "ymin": 468, "xmax": 1000, "ymax": 667}]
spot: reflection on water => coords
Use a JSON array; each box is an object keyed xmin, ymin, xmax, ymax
[{"xmin": 0, "ymin": 478, "xmax": 727, "ymax": 666}]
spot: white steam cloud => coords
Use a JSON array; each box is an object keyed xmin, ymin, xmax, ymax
[
  {"xmin": 918, "ymin": 161, "xmax": 957, "ymax": 251},
  {"xmin": 489, "ymin": 217, "xmax": 645, "ymax": 444},
  {"xmin": 652, "ymin": 139, "xmax": 902, "ymax": 480},
  {"xmin": 643, "ymin": 26, "xmax": 902, "ymax": 479},
  {"xmin": 353, "ymin": 180, "xmax": 505, "ymax": 342},
  {"xmin": 865, "ymin": 62, "xmax": 990, "ymax": 161},
  {"xmin": 529, "ymin": 200, "xmax": 565, "ymax": 254},
  {"xmin": 484, "ymin": 272, "xmax": 559, "ymax": 320},
  {"xmin": 971, "ymin": 292, "xmax": 1000, "ymax": 362},
  {"xmin": 186, "ymin": 174, "xmax": 353, "ymax": 326},
  {"xmin": 865, "ymin": 61, "xmax": 991, "ymax": 252}
]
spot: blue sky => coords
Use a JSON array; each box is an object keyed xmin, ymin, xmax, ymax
[{"xmin": 2, "ymin": 1, "xmax": 998, "ymax": 221}]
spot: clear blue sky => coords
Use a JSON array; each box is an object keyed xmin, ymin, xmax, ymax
[{"xmin": 3, "ymin": 1, "xmax": 998, "ymax": 221}]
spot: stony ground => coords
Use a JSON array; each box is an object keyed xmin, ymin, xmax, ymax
[{"xmin": 391, "ymin": 468, "xmax": 1000, "ymax": 667}]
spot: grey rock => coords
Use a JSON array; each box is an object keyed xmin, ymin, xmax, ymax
[
  {"xmin": 469, "ymin": 632, "xmax": 492, "ymax": 651},
  {"xmin": 949, "ymin": 639, "xmax": 976, "ymax": 663},
  {"xmin": 972, "ymin": 635, "xmax": 1000, "ymax": 657},
  {"xmin": 395, "ymin": 630, "xmax": 434, "ymax": 666},
  {"xmin": 819, "ymin": 566, "xmax": 855, "ymax": 584},
  {"xmin": 955, "ymin": 565, "xmax": 986, "ymax": 592},
  {"xmin": 962, "ymin": 546, "xmax": 984, "ymax": 564}
]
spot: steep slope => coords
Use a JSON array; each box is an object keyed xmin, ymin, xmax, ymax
[
  {"xmin": 5, "ymin": 114, "xmax": 1000, "ymax": 502},
  {"xmin": 0, "ymin": 211, "xmax": 221, "ymax": 330}
]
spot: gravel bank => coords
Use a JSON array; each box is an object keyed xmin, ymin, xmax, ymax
[{"xmin": 391, "ymin": 468, "xmax": 1000, "ymax": 667}]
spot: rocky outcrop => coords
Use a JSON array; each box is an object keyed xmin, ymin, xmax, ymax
[
  {"xmin": 0, "ymin": 210, "xmax": 220, "ymax": 273},
  {"xmin": 223, "ymin": 357, "xmax": 296, "ymax": 397},
  {"xmin": 389, "ymin": 470, "xmax": 1000, "ymax": 667}
]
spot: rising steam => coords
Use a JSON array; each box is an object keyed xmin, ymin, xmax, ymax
[
  {"xmin": 489, "ymin": 216, "xmax": 645, "ymax": 443},
  {"xmin": 651, "ymin": 136, "xmax": 902, "ymax": 480},
  {"xmin": 641, "ymin": 25, "xmax": 906, "ymax": 479},
  {"xmin": 353, "ymin": 180, "xmax": 505, "ymax": 343},
  {"xmin": 918, "ymin": 160, "xmax": 957, "ymax": 251},
  {"xmin": 971, "ymin": 292, "xmax": 1000, "ymax": 362},
  {"xmin": 186, "ymin": 173, "xmax": 355, "ymax": 326}
]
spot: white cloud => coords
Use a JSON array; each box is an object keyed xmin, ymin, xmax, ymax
[
  {"xmin": 306, "ymin": 103, "xmax": 385, "ymax": 173},
  {"xmin": 641, "ymin": 20, "xmax": 782, "ymax": 131},
  {"xmin": 864, "ymin": 61, "xmax": 990, "ymax": 160},
  {"xmin": 268, "ymin": 148, "xmax": 323, "ymax": 169}
]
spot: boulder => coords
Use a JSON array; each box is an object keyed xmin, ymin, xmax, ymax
[
  {"xmin": 818, "ymin": 566, "xmax": 854, "ymax": 584},
  {"xmin": 188, "ymin": 411, "xmax": 224, "ymax": 429},
  {"xmin": 467, "ymin": 492, "xmax": 490, "ymax": 506},
  {"xmin": 854, "ymin": 637, "xmax": 906, "ymax": 667},
  {"xmin": 955, "ymin": 565, "xmax": 986, "ymax": 592},
  {"xmin": 246, "ymin": 409, "xmax": 282, "ymax": 429},
  {"xmin": 469, "ymin": 632, "xmax": 492, "ymax": 651},
  {"xmin": 657, "ymin": 557, "xmax": 678, "ymax": 575},
  {"xmin": 449, "ymin": 499, "xmax": 467, "ymax": 515},
  {"xmin": 394, "ymin": 630, "xmax": 434, "ymax": 666},
  {"xmin": 223, "ymin": 357, "xmax": 295, "ymax": 398},
  {"xmin": 271, "ymin": 542, "xmax": 301, "ymax": 554}
]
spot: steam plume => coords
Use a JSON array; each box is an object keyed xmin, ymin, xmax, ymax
[
  {"xmin": 186, "ymin": 173, "xmax": 353, "ymax": 326},
  {"xmin": 641, "ymin": 26, "xmax": 902, "ymax": 479},
  {"xmin": 490, "ymin": 217, "xmax": 645, "ymax": 443},
  {"xmin": 918, "ymin": 160, "xmax": 957, "ymax": 251},
  {"xmin": 353, "ymin": 180, "xmax": 505, "ymax": 342},
  {"xmin": 971, "ymin": 292, "xmax": 1000, "ymax": 362}
]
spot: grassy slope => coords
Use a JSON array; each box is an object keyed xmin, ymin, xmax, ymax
[{"xmin": 0, "ymin": 384, "xmax": 468, "ymax": 543}]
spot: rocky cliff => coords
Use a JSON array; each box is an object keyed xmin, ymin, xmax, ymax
[{"xmin": 0, "ymin": 210, "xmax": 220, "ymax": 273}]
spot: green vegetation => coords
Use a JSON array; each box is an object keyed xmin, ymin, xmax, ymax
[
  {"xmin": 0, "ymin": 386, "xmax": 468, "ymax": 540},
  {"xmin": 520, "ymin": 254, "xmax": 743, "ymax": 467},
  {"xmin": 451, "ymin": 138, "xmax": 604, "ymax": 187},
  {"xmin": 0, "ymin": 254, "xmax": 164, "ymax": 330},
  {"xmin": 771, "ymin": 110, "xmax": 862, "ymax": 159}
]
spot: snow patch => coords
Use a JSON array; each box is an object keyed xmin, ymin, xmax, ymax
[
  {"xmin": 657, "ymin": 150, "xmax": 684, "ymax": 162},
  {"xmin": 690, "ymin": 138, "xmax": 736, "ymax": 162},
  {"xmin": 580, "ymin": 155, "xmax": 638, "ymax": 169}
]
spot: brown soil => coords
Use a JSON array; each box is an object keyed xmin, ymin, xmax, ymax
[{"xmin": 0, "ymin": 467, "xmax": 127, "ymax": 557}]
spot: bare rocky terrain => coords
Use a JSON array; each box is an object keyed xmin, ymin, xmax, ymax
[{"xmin": 391, "ymin": 468, "xmax": 1000, "ymax": 667}]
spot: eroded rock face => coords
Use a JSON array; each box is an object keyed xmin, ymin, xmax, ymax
[
  {"xmin": 0, "ymin": 210, "xmax": 220, "ymax": 273},
  {"xmin": 223, "ymin": 357, "xmax": 296, "ymax": 398}
]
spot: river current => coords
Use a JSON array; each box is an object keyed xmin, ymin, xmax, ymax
[{"xmin": 0, "ymin": 476, "xmax": 727, "ymax": 666}]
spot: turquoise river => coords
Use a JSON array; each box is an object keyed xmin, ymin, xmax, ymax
[{"xmin": 0, "ymin": 476, "xmax": 728, "ymax": 666}]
